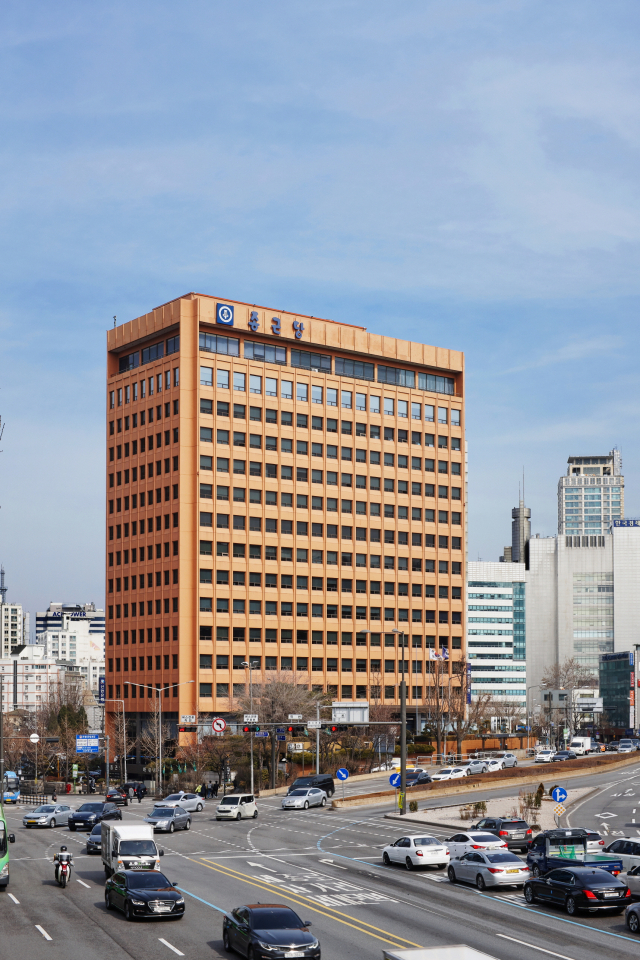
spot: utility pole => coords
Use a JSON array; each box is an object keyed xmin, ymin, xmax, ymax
[
  {"xmin": 316, "ymin": 701, "xmax": 320, "ymax": 775},
  {"xmin": 393, "ymin": 629, "xmax": 407, "ymax": 816},
  {"xmin": 242, "ymin": 661, "xmax": 259, "ymax": 795}
]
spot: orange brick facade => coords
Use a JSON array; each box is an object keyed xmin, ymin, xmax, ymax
[{"xmin": 105, "ymin": 294, "xmax": 465, "ymax": 739}]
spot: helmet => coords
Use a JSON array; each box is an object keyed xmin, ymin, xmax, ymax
[{"xmin": 60, "ymin": 845, "xmax": 67, "ymax": 852}]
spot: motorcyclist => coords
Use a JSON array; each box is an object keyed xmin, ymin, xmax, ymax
[{"xmin": 54, "ymin": 845, "xmax": 74, "ymax": 884}]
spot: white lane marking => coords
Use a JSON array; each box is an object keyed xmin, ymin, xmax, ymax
[
  {"xmin": 248, "ymin": 862, "xmax": 276, "ymax": 870},
  {"xmin": 159, "ymin": 938, "xmax": 185, "ymax": 956},
  {"xmin": 8, "ymin": 893, "xmax": 19, "ymax": 904},
  {"xmin": 319, "ymin": 859, "xmax": 348, "ymax": 869},
  {"xmin": 76, "ymin": 878, "xmax": 91, "ymax": 888},
  {"xmin": 497, "ymin": 934, "xmax": 575, "ymax": 960},
  {"xmin": 595, "ymin": 813, "xmax": 617, "ymax": 819},
  {"xmin": 35, "ymin": 925, "xmax": 52, "ymax": 941}
]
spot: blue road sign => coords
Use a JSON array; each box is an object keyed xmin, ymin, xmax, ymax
[
  {"xmin": 76, "ymin": 735, "xmax": 100, "ymax": 754},
  {"xmin": 254, "ymin": 731, "xmax": 268, "ymax": 737},
  {"xmin": 336, "ymin": 767, "xmax": 350, "ymax": 781},
  {"xmin": 551, "ymin": 787, "xmax": 567, "ymax": 803},
  {"xmin": 276, "ymin": 728, "xmax": 285, "ymax": 734},
  {"xmin": 277, "ymin": 735, "xmax": 286, "ymax": 742},
  {"xmin": 389, "ymin": 773, "xmax": 402, "ymax": 787},
  {"xmin": 98, "ymin": 676, "xmax": 105, "ymax": 705}
]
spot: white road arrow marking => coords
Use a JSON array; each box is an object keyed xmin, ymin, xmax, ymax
[{"xmin": 595, "ymin": 812, "xmax": 617, "ymax": 819}]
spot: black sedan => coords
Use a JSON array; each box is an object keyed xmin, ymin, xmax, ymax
[
  {"xmin": 223, "ymin": 904, "xmax": 320, "ymax": 960},
  {"xmin": 551, "ymin": 751, "xmax": 578, "ymax": 762},
  {"xmin": 105, "ymin": 870, "xmax": 185, "ymax": 921},
  {"xmin": 86, "ymin": 823, "xmax": 102, "ymax": 854},
  {"xmin": 68, "ymin": 802, "xmax": 122, "ymax": 831},
  {"xmin": 406, "ymin": 772, "xmax": 433, "ymax": 787},
  {"xmin": 106, "ymin": 787, "xmax": 129, "ymax": 806},
  {"xmin": 524, "ymin": 866, "xmax": 631, "ymax": 915}
]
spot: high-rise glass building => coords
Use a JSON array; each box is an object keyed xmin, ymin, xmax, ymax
[{"xmin": 558, "ymin": 450, "xmax": 624, "ymax": 537}]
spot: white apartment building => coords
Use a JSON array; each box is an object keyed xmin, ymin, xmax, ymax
[
  {"xmin": 36, "ymin": 613, "xmax": 104, "ymax": 694},
  {"xmin": 0, "ymin": 645, "xmax": 67, "ymax": 712},
  {"xmin": 0, "ymin": 602, "xmax": 27, "ymax": 657},
  {"xmin": 558, "ymin": 450, "xmax": 623, "ymax": 537},
  {"xmin": 467, "ymin": 561, "xmax": 527, "ymax": 707}
]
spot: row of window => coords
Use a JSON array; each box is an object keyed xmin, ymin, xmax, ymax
[
  {"xmin": 109, "ymin": 488, "xmax": 179, "ymax": 513},
  {"xmin": 109, "ymin": 430, "xmax": 178, "ymax": 461},
  {"xmin": 108, "ymin": 598, "xmax": 178, "ymax": 618},
  {"xmin": 109, "ymin": 570, "xmax": 178, "ymax": 592},
  {"xmin": 207, "ymin": 515, "xmax": 461, "ymax": 547},
  {"xmin": 109, "ymin": 458, "xmax": 179, "ymax": 485},
  {"xmin": 109, "ymin": 654, "xmax": 179, "ymax": 672},
  {"xmin": 200, "ymin": 597, "xmax": 462, "ymax": 621},
  {"xmin": 108, "ymin": 515, "xmax": 178, "ymax": 540},
  {"xmin": 108, "ymin": 627, "xmax": 178, "ymax": 644},
  {"xmin": 108, "ymin": 545, "xmax": 178, "ymax": 566},
  {"xmin": 111, "ymin": 363, "xmax": 179, "ymax": 400},
  {"xmin": 202, "ymin": 573, "xmax": 461, "ymax": 598},
  {"xmin": 205, "ymin": 626, "xmax": 461, "ymax": 645},
  {"xmin": 109, "ymin": 401, "xmax": 179, "ymax": 435},
  {"xmin": 198, "ymin": 682, "xmax": 442, "ymax": 699},
  {"xmin": 200, "ymin": 541, "xmax": 462, "ymax": 572}
]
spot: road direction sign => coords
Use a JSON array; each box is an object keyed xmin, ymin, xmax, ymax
[
  {"xmin": 255, "ymin": 731, "xmax": 268, "ymax": 738},
  {"xmin": 551, "ymin": 787, "xmax": 567, "ymax": 803},
  {"xmin": 336, "ymin": 767, "xmax": 350, "ymax": 781},
  {"xmin": 212, "ymin": 717, "xmax": 227, "ymax": 733},
  {"xmin": 76, "ymin": 735, "xmax": 100, "ymax": 754},
  {"xmin": 389, "ymin": 772, "xmax": 401, "ymax": 787},
  {"xmin": 29, "ymin": 734, "xmax": 40, "ymax": 744},
  {"xmin": 277, "ymin": 735, "xmax": 286, "ymax": 742},
  {"xmin": 288, "ymin": 714, "xmax": 302, "ymax": 720},
  {"xmin": 554, "ymin": 803, "xmax": 565, "ymax": 818},
  {"xmin": 276, "ymin": 727, "xmax": 285, "ymax": 734},
  {"xmin": 307, "ymin": 720, "xmax": 322, "ymax": 729},
  {"xmin": 244, "ymin": 714, "xmax": 258, "ymax": 723}
]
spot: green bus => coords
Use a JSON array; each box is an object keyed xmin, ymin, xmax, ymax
[{"xmin": 0, "ymin": 807, "xmax": 16, "ymax": 887}]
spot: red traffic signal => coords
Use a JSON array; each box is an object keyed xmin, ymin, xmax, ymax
[
  {"xmin": 179, "ymin": 725, "xmax": 197, "ymax": 733},
  {"xmin": 243, "ymin": 725, "xmax": 260, "ymax": 733},
  {"xmin": 287, "ymin": 724, "xmax": 306, "ymax": 735}
]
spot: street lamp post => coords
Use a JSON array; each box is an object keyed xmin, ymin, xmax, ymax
[
  {"xmin": 105, "ymin": 699, "xmax": 127, "ymax": 782},
  {"xmin": 392, "ymin": 629, "xmax": 407, "ymax": 816},
  {"xmin": 241, "ymin": 661, "xmax": 260, "ymax": 796},
  {"xmin": 125, "ymin": 680, "xmax": 195, "ymax": 795}
]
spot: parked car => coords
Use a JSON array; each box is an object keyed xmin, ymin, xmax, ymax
[
  {"xmin": 491, "ymin": 752, "xmax": 518, "ymax": 768},
  {"xmin": 22, "ymin": 803, "xmax": 72, "ymax": 829},
  {"xmin": 448, "ymin": 851, "xmax": 529, "ymax": 889},
  {"xmin": 485, "ymin": 759, "xmax": 505, "ymax": 772},
  {"xmin": 430, "ymin": 767, "xmax": 467, "ymax": 781},
  {"xmin": 444, "ymin": 831, "xmax": 508, "ymax": 859},
  {"xmin": 604, "ymin": 837, "xmax": 640, "ymax": 872},
  {"xmin": 470, "ymin": 818, "xmax": 533, "ymax": 853},
  {"xmin": 215, "ymin": 794, "xmax": 258, "ymax": 821},
  {"xmin": 287, "ymin": 774, "xmax": 334, "ymax": 798},
  {"xmin": 606, "ymin": 742, "xmax": 620, "ymax": 752},
  {"xmin": 223, "ymin": 904, "xmax": 319, "ymax": 959},
  {"xmin": 281, "ymin": 788, "xmax": 327, "ymax": 810},
  {"xmin": 382, "ymin": 834, "xmax": 449, "ymax": 870},
  {"xmin": 68, "ymin": 801, "xmax": 122, "ymax": 831},
  {"xmin": 86, "ymin": 823, "xmax": 103, "ymax": 854},
  {"xmin": 464, "ymin": 759, "xmax": 489, "ymax": 775},
  {"xmin": 104, "ymin": 870, "xmax": 185, "ymax": 920},
  {"xmin": 159, "ymin": 792, "xmax": 204, "ymax": 813},
  {"xmin": 106, "ymin": 787, "xmax": 129, "ymax": 807},
  {"xmin": 550, "ymin": 750, "xmax": 577, "ymax": 762},
  {"xmin": 407, "ymin": 771, "xmax": 433, "ymax": 787},
  {"xmin": 524, "ymin": 866, "xmax": 631, "ymax": 915},
  {"xmin": 144, "ymin": 806, "xmax": 191, "ymax": 833},
  {"xmin": 619, "ymin": 740, "xmax": 635, "ymax": 754},
  {"xmin": 535, "ymin": 750, "xmax": 555, "ymax": 763}
]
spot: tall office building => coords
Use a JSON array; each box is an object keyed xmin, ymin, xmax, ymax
[
  {"xmin": 36, "ymin": 601, "xmax": 105, "ymax": 639},
  {"xmin": 105, "ymin": 294, "xmax": 465, "ymax": 744},
  {"xmin": 501, "ymin": 498, "xmax": 531, "ymax": 566},
  {"xmin": 558, "ymin": 450, "xmax": 623, "ymax": 537}
]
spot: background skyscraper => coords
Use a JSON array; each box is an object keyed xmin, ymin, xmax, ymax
[{"xmin": 558, "ymin": 450, "xmax": 623, "ymax": 537}]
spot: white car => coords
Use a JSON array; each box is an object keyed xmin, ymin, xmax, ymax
[
  {"xmin": 485, "ymin": 759, "xmax": 505, "ymax": 772},
  {"xmin": 448, "ymin": 850, "xmax": 529, "ymax": 889},
  {"xmin": 215, "ymin": 793, "xmax": 258, "ymax": 821},
  {"xmin": 281, "ymin": 788, "xmax": 327, "ymax": 810},
  {"xmin": 160, "ymin": 791, "xmax": 204, "ymax": 812},
  {"xmin": 445, "ymin": 831, "xmax": 508, "ymax": 859},
  {"xmin": 535, "ymin": 750, "xmax": 554, "ymax": 763},
  {"xmin": 430, "ymin": 767, "xmax": 467, "ymax": 781},
  {"xmin": 382, "ymin": 835, "xmax": 450, "ymax": 870}
]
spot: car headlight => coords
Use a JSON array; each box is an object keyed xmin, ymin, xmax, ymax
[
  {"xmin": 157, "ymin": 821, "xmax": 169, "ymax": 826},
  {"xmin": 39, "ymin": 818, "xmax": 48, "ymax": 823},
  {"xmin": 257, "ymin": 942, "xmax": 278, "ymax": 951},
  {"xmin": 308, "ymin": 939, "xmax": 319, "ymax": 949},
  {"xmin": 175, "ymin": 898, "xmax": 184, "ymax": 904},
  {"xmin": 130, "ymin": 899, "xmax": 145, "ymax": 906}
]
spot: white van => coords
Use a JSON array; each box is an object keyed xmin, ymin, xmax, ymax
[
  {"xmin": 215, "ymin": 794, "xmax": 257, "ymax": 821},
  {"xmin": 101, "ymin": 822, "xmax": 163, "ymax": 877}
]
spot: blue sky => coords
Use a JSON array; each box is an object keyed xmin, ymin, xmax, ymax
[{"xmin": 2, "ymin": 0, "xmax": 640, "ymax": 623}]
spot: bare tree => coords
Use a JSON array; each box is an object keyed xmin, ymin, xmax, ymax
[
  {"xmin": 541, "ymin": 658, "xmax": 598, "ymax": 692},
  {"xmin": 423, "ymin": 656, "xmax": 453, "ymax": 759},
  {"xmin": 138, "ymin": 698, "xmax": 173, "ymax": 792},
  {"xmin": 447, "ymin": 659, "xmax": 494, "ymax": 757}
]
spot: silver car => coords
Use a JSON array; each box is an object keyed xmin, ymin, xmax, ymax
[
  {"xmin": 23, "ymin": 803, "xmax": 72, "ymax": 828},
  {"xmin": 448, "ymin": 850, "xmax": 530, "ymax": 889},
  {"xmin": 145, "ymin": 805, "xmax": 191, "ymax": 833},
  {"xmin": 159, "ymin": 792, "xmax": 204, "ymax": 813},
  {"xmin": 464, "ymin": 759, "xmax": 488, "ymax": 776},
  {"xmin": 281, "ymin": 788, "xmax": 327, "ymax": 810}
]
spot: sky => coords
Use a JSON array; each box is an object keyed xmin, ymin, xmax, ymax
[{"xmin": 2, "ymin": 0, "xmax": 640, "ymax": 625}]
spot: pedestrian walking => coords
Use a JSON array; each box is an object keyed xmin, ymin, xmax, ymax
[
  {"xmin": 136, "ymin": 783, "xmax": 143, "ymax": 804},
  {"xmin": 213, "ymin": 780, "xmax": 219, "ymax": 798},
  {"xmin": 201, "ymin": 781, "xmax": 207, "ymax": 800}
]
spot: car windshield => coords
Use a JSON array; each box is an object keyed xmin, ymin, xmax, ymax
[
  {"xmin": 251, "ymin": 908, "xmax": 303, "ymax": 930},
  {"xmin": 293, "ymin": 780, "xmax": 312, "ymax": 787},
  {"xmin": 120, "ymin": 840, "xmax": 157, "ymax": 856},
  {"xmin": 471, "ymin": 834, "xmax": 501, "ymax": 843},
  {"xmin": 289, "ymin": 790, "xmax": 308, "ymax": 796},
  {"xmin": 78, "ymin": 804, "xmax": 103, "ymax": 812},
  {"xmin": 34, "ymin": 805, "xmax": 56, "ymax": 814},
  {"xmin": 486, "ymin": 853, "xmax": 522, "ymax": 863},
  {"xmin": 413, "ymin": 837, "xmax": 440, "ymax": 846},
  {"xmin": 219, "ymin": 797, "xmax": 239, "ymax": 805},
  {"xmin": 502, "ymin": 821, "xmax": 528, "ymax": 828},
  {"xmin": 151, "ymin": 808, "xmax": 174, "ymax": 817},
  {"xmin": 164, "ymin": 794, "xmax": 183, "ymax": 801},
  {"xmin": 438, "ymin": 769, "xmax": 452, "ymax": 774},
  {"xmin": 127, "ymin": 872, "xmax": 173, "ymax": 889},
  {"xmin": 90, "ymin": 825, "xmax": 102, "ymax": 836}
]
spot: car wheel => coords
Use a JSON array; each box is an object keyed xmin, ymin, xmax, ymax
[
  {"xmin": 513, "ymin": 760, "xmax": 518, "ymax": 766},
  {"xmin": 185, "ymin": 819, "xmax": 191, "ymax": 831},
  {"xmin": 223, "ymin": 929, "xmax": 232, "ymax": 952},
  {"xmin": 105, "ymin": 890, "xmax": 112, "ymax": 910},
  {"xmin": 383, "ymin": 852, "xmax": 391, "ymax": 866},
  {"xmin": 321, "ymin": 798, "xmax": 326, "ymax": 807},
  {"xmin": 169, "ymin": 822, "xmax": 175, "ymax": 833},
  {"xmin": 124, "ymin": 901, "xmax": 133, "ymax": 921},
  {"xmin": 252, "ymin": 810, "xmax": 258, "ymax": 819},
  {"xmin": 50, "ymin": 819, "xmax": 56, "ymax": 829},
  {"xmin": 476, "ymin": 874, "xmax": 486, "ymax": 890},
  {"xmin": 197, "ymin": 804, "xmax": 203, "ymax": 812},
  {"xmin": 524, "ymin": 884, "xmax": 536, "ymax": 904},
  {"xmin": 566, "ymin": 896, "xmax": 578, "ymax": 916},
  {"xmin": 406, "ymin": 857, "xmax": 414, "ymax": 871},
  {"xmin": 532, "ymin": 864, "xmax": 540, "ymax": 878},
  {"xmin": 304, "ymin": 801, "xmax": 309, "ymax": 810},
  {"xmin": 627, "ymin": 911, "xmax": 640, "ymax": 933},
  {"xmin": 69, "ymin": 825, "xmax": 76, "ymax": 832},
  {"xmin": 236, "ymin": 812, "xmax": 241, "ymax": 821},
  {"xmin": 437, "ymin": 863, "xmax": 447, "ymax": 870},
  {"xmin": 448, "ymin": 866, "xmax": 456, "ymax": 883}
]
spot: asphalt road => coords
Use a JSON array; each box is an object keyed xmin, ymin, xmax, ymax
[{"xmin": 4, "ymin": 769, "xmax": 640, "ymax": 960}]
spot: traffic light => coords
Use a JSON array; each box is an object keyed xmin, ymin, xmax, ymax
[
  {"xmin": 243, "ymin": 725, "xmax": 261, "ymax": 733},
  {"xmin": 178, "ymin": 725, "xmax": 197, "ymax": 733},
  {"xmin": 287, "ymin": 725, "xmax": 306, "ymax": 735},
  {"xmin": 326, "ymin": 724, "xmax": 348, "ymax": 734}
]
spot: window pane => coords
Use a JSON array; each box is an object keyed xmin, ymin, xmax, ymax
[
  {"xmin": 250, "ymin": 375, "xmax": 262, "ymax": 394},
  {"xmin": 200, "ymin": 366, "xmax": 212, "ymax": 386},
  {"xmin": 281, "ymin": 380, "xmax": 293, "ymax": 399}
]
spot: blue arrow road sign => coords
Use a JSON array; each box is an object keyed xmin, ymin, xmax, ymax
[
  {"xmin": 336, "ymin": 767, "xmax": 350, "ymax": 781},
  {"xmin": 277, "ymin": 735, "xmax": 286, "ymax": 742},
  {"xmin": 389, "ymin": 773, "xmax": 402, "ymax": 787},
  {"xmin": 552, "ymin": 787, "xmax": 567, "ymax": 803}
]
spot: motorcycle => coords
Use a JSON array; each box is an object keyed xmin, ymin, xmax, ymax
[{"xmin": 55, "ymin": 859, "xmax": 72, "ymax": 888}]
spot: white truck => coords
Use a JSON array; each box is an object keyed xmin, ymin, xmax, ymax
[
  {"xmin": 101, "ymin": 822, "xmax": 164, "ymax": 878},
  {"xmin": 569, "ymin": 736, "xmax": 592, "ymax": 755},
  {"xmin": 383, "ymin": 947, "xmax": 499, "ymax": 960}
]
